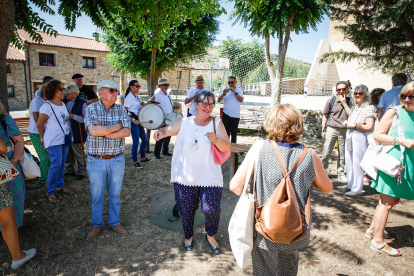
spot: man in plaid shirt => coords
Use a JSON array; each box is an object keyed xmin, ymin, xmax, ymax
[{"xmin": 84, "ymin": 80, "xmax": 131, "ymax": 241}]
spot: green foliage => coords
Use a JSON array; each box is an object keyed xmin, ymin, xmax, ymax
[
  {"xmin": 218, "ymin": 37, "xmax": 265, "ymax": 82},
  {"xmin": 102, "ymin": 11, "xmax": 220, "ymax": 79},
  {"xmin": 12, "ymin": 0, "xmax": 114, "ymax": 49},
  {"xmin": 319, "ymin": 0, "xmax": 414, "ymax": 75},
  {"xmin": 231, "ymin": 0, "xmax": 330, "ymax": 39}
]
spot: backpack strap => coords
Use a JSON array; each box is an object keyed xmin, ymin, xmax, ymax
[{"xmin": 271, "ymin": 140, "xmax": 309, "ymax": 177}]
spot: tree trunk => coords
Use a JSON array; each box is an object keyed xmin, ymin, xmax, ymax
[
  {"xmin": 272, "ymin": 16, "xmax": 294, "ymax": 106},
  {"xmin": 119, "ymin": 70, "xmax": 125, "ymax": 94},
  {"xmin": 145, "ymin": 71, "xmax": 163, "ymax": 97},
  {"xmin": 265, "ymin": 34, "xmax": 277, "ymax": 98},
  {"xmin": 149, "ymin": 46, "xmax": 157, "ymax": 97},
  {"xmin": 0, "ymin": 0, "xmax": 16, "ymax": 112}
]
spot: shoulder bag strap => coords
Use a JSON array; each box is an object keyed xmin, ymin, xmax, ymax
[
  {"xmin": 271, "ymin": 140, "xmax": 309, "ymax": 176},
  {"xmin": 324, "ymin": 96, "xmax": 336, "ymax": 131},
  {"xmin": 212, "ymin": 117, "xmax": 216, "ymax": 134},
  {"xmin": 46, "ymin": 102, "xmax": 66, "ymax": 135},
  {"xmin": 392, "ymin": 107, "xmax": 406, "ymax": 162}
]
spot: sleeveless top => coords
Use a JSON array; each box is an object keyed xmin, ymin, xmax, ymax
[
  {"xmin": 171, "ymin": 116, "xmax": 223, "ymax": 187},
  {"xmin": 371, "ymin": 106, "xmax": 414, "ymax": 200},
  {"xmin": 254, "ymin": 140, "xmax": 316, "ymax": 251}
]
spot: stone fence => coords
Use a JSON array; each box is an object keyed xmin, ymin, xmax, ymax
[{"xmin": 301, "ymin": 109, "xmax": 323, "ymax": 138}]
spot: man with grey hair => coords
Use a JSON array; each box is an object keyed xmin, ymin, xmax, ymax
[
  {"xmin": 321, "ymin": 81, "xmax": 352, "ymax": 181},
  {"xmin": 376, "ymin": 73, "xmax": 408, "ymax": 120},
  {"xmin": 63, "ymin": 85, "xmax": 87, "ymax": 180},
  {"xmin": 84, "ymin": 80, "xmax": 131, "ymax": 241}
]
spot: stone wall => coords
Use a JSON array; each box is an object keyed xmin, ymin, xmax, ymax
[
  {"xmin": 301, "ymin": 109, "xmax": 323, "ymax": 138},
  {"xmin": 6, "ymin": 61, "xmax": 28, "ymax": 110}
]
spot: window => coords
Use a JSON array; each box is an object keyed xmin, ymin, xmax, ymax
[
  {"xmin": 83, "ymin": 57, "xmax": 95, "ymax": 69},
  {"xmin": 6, "ymin": 63, "xmax": 11, "ymax": 74},
  {"xmin": 39, "ymin": 53, "xmax": 55, "ymax": 66},
  {"xmin": 7, "ymin": 85, "xmax": 15, "ymax": 98}
]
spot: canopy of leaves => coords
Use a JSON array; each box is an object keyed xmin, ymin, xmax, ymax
[
  {"xmin": 230, "ymin": 0, "xmax": 330, "ymax": 38},
  {"xmin": 12, "ymin": 0, "xmax": 114, "ymax": 49},
  {"xmin": 102, "ymin": 12, "xmax": 220, "ymax": 78},
  {"xmin": 218, "ymin": 37, "xmax": 265, "ymax": 81},
  {"xmin": 319, "ymin": 0, "xmax": 414, "ymax": 75}
]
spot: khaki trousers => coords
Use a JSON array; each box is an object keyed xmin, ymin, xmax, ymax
[
  {"xmin": 65, "ymin": 143, "xmax": 86, "ymax": 176},
  {"xmin": 321, "ymin": 126, "xmax": 347, "ymax": 176}
]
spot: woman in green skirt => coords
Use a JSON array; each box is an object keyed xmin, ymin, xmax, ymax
[
  {"xmin": 368, "ymin": 82, "xmax": 414, "ymax": 256},
  {"xmin": 28, "ymin": 85, "xmax": 50, "ymax": 184}
]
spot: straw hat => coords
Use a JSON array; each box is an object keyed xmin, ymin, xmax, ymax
[
  {"xmin": 173, "ymin": 102, "xmax": 182, "ymax": 115},
  {"xmin": 158, "ymin": 78, "xmax": 169, "ymax": 85},
  {"xmin": 195, "ymin": 75, "xmax": 204, "ymax": 83}
]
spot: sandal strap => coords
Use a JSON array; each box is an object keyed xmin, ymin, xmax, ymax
[{"xmin": 371, "ymin": 241, "xmax": 386, "ymax": 250}]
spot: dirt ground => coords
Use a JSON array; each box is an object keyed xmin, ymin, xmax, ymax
[{"xmin": 1, "ymin": 132, "xmax": 413, "ymax": 276}]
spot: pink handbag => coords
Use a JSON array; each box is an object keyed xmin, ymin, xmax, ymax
[{"xmin": 211, "ymin": 117, "xmax": 231, "ymax": 164}]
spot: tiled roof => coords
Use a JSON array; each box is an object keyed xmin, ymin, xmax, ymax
[
  {"xmin": 6, "ymin": 45, "xmax": 26, "ymax": 61},
  {"xmin": 17, "ymin": 29, "xmax": 108, "ymax": 52}
]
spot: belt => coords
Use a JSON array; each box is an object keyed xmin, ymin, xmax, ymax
[{"xmin": 89, "ymin": 153, "xmax": 122, "ymax": 159}]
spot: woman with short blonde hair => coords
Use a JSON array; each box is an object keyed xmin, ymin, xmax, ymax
[{"xmin": 230, "ymin": 104, "xmax": 332, "ymax": 275}]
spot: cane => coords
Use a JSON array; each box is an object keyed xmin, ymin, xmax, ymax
[{"xmin": 79, "ymin": 122, "xmax": 86, "ymax": 165}]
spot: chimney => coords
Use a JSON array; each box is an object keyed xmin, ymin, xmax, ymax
[{"xmin": 92, "ymin": 32, "xmax": 99, "ymax": 42}]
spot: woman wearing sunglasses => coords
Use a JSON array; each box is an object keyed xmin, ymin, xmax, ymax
[
  {"xmin": 338, "ymin": 85, "xmax": 375, "ymax": 196},
  {"xmin": 124, "ymin": 80, "xmax": 151, "ymax": 169},
  {"xmin": 367, "ymin": 82, "xmax": 414, "ymax": 256},
  {"xmin": 154, "ymin": 90, "xmax": 230, "ymax": 253},
  {"xmin": 37, "ymin": 80, "xmax": 73, "ymax": 203}
]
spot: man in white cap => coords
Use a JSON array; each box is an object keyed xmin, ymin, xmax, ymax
[
  {"xmin": 185, "ymin": 75, "xmax": 205, "ymax": 117},
  {"xmin": 150, "ymin": 78, "xmax": 174, "ymax": 159},
  {"xmin": 84, "ymin": 80, "xmax": 131, "ymax": 240},
  {"xmin": 63, "ymin": 85, "xmax": 87, "ymax": 181}
]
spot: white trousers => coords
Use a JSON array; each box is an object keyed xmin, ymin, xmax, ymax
[{"xmin": 345, "ymin": 130, "xmax": 368, "ymax": 194}]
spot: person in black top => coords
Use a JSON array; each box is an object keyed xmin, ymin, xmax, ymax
[{"xmin": 72, "ymin": 73, "xmax": 99, "ymax": 105}]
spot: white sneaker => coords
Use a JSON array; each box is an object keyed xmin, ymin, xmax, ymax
[
  {"xmin": 11, "ymin": 248, "xmax": 36, "ymax": 270},
  {"xmin": 337, "ymin": 185, "xmax": 349, "ymax": 190},
  {"xmin": 346, "ymin": 191, "xmax": 360, "ymax": 197},
  {"xmin": 338, "ymin": 175, "xmax": 347, "ymax": 181}
]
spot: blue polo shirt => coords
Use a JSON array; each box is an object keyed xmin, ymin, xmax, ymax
[{"xmin": 378, "ymin": 85, "xmax": 404, "ymax": 111}]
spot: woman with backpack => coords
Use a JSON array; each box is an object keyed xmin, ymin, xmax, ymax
[{"xmin": 230, "ymin": 104, "xmax": 332, "ymax": 275}]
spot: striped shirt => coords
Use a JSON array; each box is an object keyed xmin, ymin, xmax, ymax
[{"xmin": 84, "ymin": 101, "xmax": 131, "ymax": 155}]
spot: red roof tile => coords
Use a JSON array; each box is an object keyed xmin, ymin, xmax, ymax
[
  {"xmin": 6, "ymin": 45, "xmax": 26, "ymax": 61},
  {"xmin": 17, "ymin": 29, "xmax": 108, "ymax": 52}
]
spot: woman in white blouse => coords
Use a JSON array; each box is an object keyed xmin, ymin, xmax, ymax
[
  {"xmin": 338, "ymin": 84, "xmax": 375, "ymax": 196},
  {"xmin": 124, "ymin": 80, "xmax": 151, "ymax": 168},
  {"xmin": 154, "ymin": 90, "xmax": 230, "ymax": 253}
]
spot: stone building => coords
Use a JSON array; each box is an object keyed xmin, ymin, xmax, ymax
[{"xmin": 6, "ymin": 30, "xmax": 118, "ymax": 110}]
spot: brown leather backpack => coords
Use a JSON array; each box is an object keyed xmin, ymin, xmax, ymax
[{"xmin": 255, "ymin": 141, "xmax": 311, "ymax": 244}]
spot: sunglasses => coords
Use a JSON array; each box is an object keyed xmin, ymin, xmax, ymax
[
  {"xmin": 401, "ymin": 95, "xmax": 414, "ymax": 100},
  {"xmin": 59, "ymin": 87, "xmax": 65, "ymax": 91},
  {"xmin": 103, "ymin": 88, "xmax": 117, "ymax": 93},
  {"xmin": 228, "ymin": 81, "xmax": 235, "ymax": 84},
  {"xmin": 162, "ymin": 84, "xmax": 169, "ymax": 87},
  {"xmin": 336, "ymin": 88, "xmax": 347, "ymax": 91},
  {"xmin": 199, "ymin": 102, "xmax": 215, "ymax": 108},
  {"xmin": 354, "ymin": 92, "xmax": 364, "ymax": 96},
  {"xmin": 134, "ymin": 85, "xmax": 141, "ymax": 88}
]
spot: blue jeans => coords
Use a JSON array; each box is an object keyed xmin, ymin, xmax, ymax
[
  {"xmin": 131, "ymin": 123, "xmax": 148, "ymax": 161},
  {"xmin": 46, "ymin": 144, "xmax": 69, "ymax": 195},
  {"xmin": 87, "ymin": 153, "xmax": 125, "ymax": 227}
]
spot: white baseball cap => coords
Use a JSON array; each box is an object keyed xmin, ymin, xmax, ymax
[{"xmin": 97, "ymin": 80, "xmax": 119, "ymax": 90}]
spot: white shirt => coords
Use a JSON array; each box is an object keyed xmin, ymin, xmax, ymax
[
  {"xmin": 39, "ymin": 102, "xmax": 70, "ymax": 148},
  {"xmin": 171, "ymin": 116, "xmax": 223, "ymax": 187},
  {"xmin": 28, "ymin": 97, "xmax": 46, "ymax": 134},
  {"xmin": 186, "ymin": 86, "xmax": 204, "ymax": 115},
  {"xmin": 124, "ymin": 92, "xmax": 143, "ymax": 116},
  {"xmin": 154, "ymin": 90, "xmax": 173, "ymax": 116},
  {"xmin": 222, "ymin": 87, "xmax": 244, "ymax": 118}
]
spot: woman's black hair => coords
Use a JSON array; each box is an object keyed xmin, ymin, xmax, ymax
[
  {"xmin": 125, "ymin": 80, "xmax": 139, "ymax": 98},
  {"xmin": 194, "ymin": 90, "xmax": 216, "ymax": 105}
]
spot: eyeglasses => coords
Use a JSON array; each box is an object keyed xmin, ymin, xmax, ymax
[
  {"xmin": 59, "ymin": 87, "xmax": 65, "ymax": 91},
  {"xmin": 354, "ymin": 92, "xmax": 364, "ymax": 96},
  {"xmin": 336, "ymin": 88, "xmax": 347, "ymax": 91},
  {"xmin": 401, "ymin": 95, "xmax": 414, "ymax": 100},
  {"xmin": 228, "ymin": 81, "xmax": 235, "ymax": 84},
  {"xmin": 134, "ymin": 85, "xmax": 141, "ymax": 88},
  {"xmin": 199, "ymin": 102, "xmax": 215, "ymax": 108},
  {"xmin": 162, "ymin": 84, "xmax": 169, "ymax": 87},
  {"xmin": 103, "ymin": 88, "xmax": 118, "ymax": 93}
]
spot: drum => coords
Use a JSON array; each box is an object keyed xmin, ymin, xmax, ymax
[
  {"xmin": 138, "ymin": 104, "xmax": 165, "ymax": 130},
  {"xmin": 165, "ymin": 112, "xmax": 183, "ymax": 126}
]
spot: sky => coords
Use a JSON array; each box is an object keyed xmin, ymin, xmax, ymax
[{"xmin": 29, "ymin": 2, "xmax": 330, "ymax": 64}]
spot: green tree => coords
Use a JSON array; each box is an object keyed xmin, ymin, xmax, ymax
[
  {"xmin": 101, "ymin": 12, "xmax": 220, "ymax": 93},
  {"xmin": 319, "ymin": 0, "xmax": 414, "ymax": 76},
  {"xmin": 218, "ymin": 37, "xmax": 265, "ymax": 89},
  {"xmin": 1, "ymin": 0, "xmax": 116, "ymax": 110},
  {"xmin": 116, "ymin": 0, "xmax": 224, "ymax": 97},
  {"xmin": 231, "ymin": 0, "xmax": 330, "ymax": 105}
]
